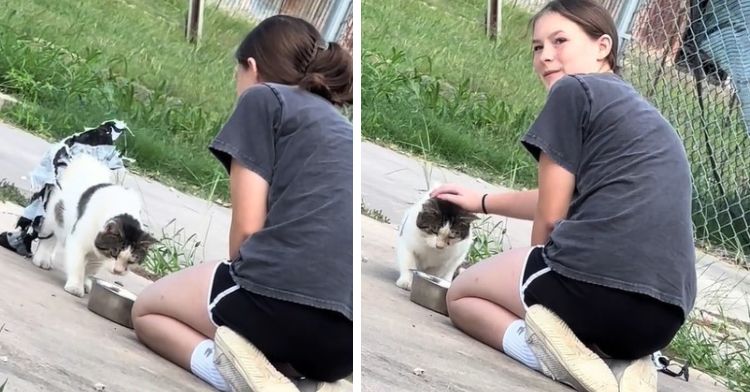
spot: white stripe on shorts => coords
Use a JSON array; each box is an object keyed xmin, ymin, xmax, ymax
[
  {"xmin": 519, "ymin": 245, "xmax": 550, "ymax": 311},
  {"xmin": 207, "ymin": 260, "xmax": 237, "ymax": 328}
]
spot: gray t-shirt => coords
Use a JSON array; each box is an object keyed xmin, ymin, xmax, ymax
[
  {"xmin": 209, "ymin": 83, "xmax": 352, "ymax": 321},
  {"xmin": 521, "ymin": 74, "xmax": 697, "ymax": 318}
]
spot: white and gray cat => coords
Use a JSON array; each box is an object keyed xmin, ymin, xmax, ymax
[
  {"xmin": 31, "ymin": 153, "xmax": 156, "ymax": 297},
  {"xmin": 396, "ymin": 187, "xmax": 478, "ymax": 290}
]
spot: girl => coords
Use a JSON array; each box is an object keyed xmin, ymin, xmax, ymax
[
  {"xmin": 431, "ymin": 1, "xmax": 696, "ymax": 391},
  {"xmin": 131, "ymin": 15, "xmax": 353, "ymax": 392}
]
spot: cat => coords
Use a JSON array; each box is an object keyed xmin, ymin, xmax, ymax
[
  {"xmin": 31, "ymin": 153, "xmax": 156, "ymax": 297},
  {"xmin": 395, "ymin": 186, "xmax": 479, "ymax": 291}
]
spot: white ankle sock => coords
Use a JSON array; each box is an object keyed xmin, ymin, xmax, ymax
[
  {"xmin": 502, "ymin": 319, "xmax": 542, "ymax": 372},
  {"xmin": 190, "ymin": 339, "xmax": 229, "ymax": 391}
]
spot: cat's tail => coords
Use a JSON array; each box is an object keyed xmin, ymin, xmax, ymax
[{"xmin": 57, "ymin": 152, "xmax": 114, "ymax": 190}]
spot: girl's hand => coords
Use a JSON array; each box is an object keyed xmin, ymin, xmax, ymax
[{"xmin": 430, "ymin": 183, "xmax": 483, "ymax": 213}]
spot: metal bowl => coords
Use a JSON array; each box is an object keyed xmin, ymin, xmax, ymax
[
  {"xmin": 409, "ymin": 271, "xmax": 451, "ymax": 316},
  {"xmin": 87, "ymin": 279, "xmax": 138, "ymax": 329}
]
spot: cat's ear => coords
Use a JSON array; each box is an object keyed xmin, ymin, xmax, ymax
[
  {"xmin": 139, "ymin": 232, "xmax": 158, "ymax": 248},
  {"xmin": 422, "ymin": 198, "xmax": 441, "ymax": 214},
  {"xmin": 103, "ymin": 219, "xmax": 122, "ymax": 236},
  {"xmin": 95, "ymin": 231, "xmax": 121, "ymax": 249}
]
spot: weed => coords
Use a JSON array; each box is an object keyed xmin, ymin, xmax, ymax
[
  {"xmin": 141, "ymin": 219, "xmax": 199, "ymax": 279},
  {"xmin": 467, "ymin": 216, "xmax": 507, "ymax": 265},
  {"xmin": 666, "ymin": 311, "xmax": 750, "ymax": 391},
  {"xmin": 0, "ymin": 179, "xmax": 28, "ymax": 206},
  {"xmin": 361, "ymin": 202, "xmax": 391, "ymax": 224}
]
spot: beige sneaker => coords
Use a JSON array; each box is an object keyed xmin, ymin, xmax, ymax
[
  {"xmin": 606, "ymin": 357, "xmax": 657, "ymax": 392},
  {"xmin": 213, "ymin": 326, "xmax": 300, "ymax": 392},
  {"xmin": 524, "ymin": 305, "xmax": 619, "ymax": 392}
]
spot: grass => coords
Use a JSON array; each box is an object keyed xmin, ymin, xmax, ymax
[
  {"xmin": 140, "ymin": 219, "xmax": 199, "ymax": 280},
  {"xmin": 666, "ymin": 311, "xmax": 750, "ymax": 391},
  {"xmin": 361, "ymin": 202, "xmax": 391, "ymax": 224},
  {"xmin": 0, "ymin": 180, "xmax": 28, "ymax": 206},
  {"xmin": 466, "ymin": 216, "xmax": 508, "ymax": 265},
  {"xmin": 362, "ymin": 0, "xmax": 544, "ymax": 189},
  {"xmin": 0, "ymin": 0, "xmax": 257, "ymax": 201}
]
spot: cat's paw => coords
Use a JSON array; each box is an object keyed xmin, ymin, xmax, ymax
[
  {"xmin": 64, "ymin": 282, "xmax": 85, "ymax": 297},
  {"xmin": 31, "ymin": 254, "xmax": 52, "ymax": 270},
  {"xmin": 84, "ymin": 278, "xmax": 93, "ymax": 294},
  {"xmin": 396, "ymin": 276, "xmax": 413, "ymax": 291}
]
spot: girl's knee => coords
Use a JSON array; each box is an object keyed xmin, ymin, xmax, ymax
[{"xmin": 445, "ymin": 284, "xmax": 461, "ymax": 305}]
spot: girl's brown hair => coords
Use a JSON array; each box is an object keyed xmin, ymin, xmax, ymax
[
  {"xmin": 531, "ymin": 0, "xmax": 621, "ymax": 74},
  {"xmin": 236, "ymin": 15, "xmax": 353, "ymax": 106}
]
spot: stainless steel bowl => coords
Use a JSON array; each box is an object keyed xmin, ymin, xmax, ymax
[
  {"xmin": 409, "ymin": 271, "xmax": 451, "ymax": 316},
  {"xmin": 87, "ymin": 279, "xmax": 138, "ymax": 329}
]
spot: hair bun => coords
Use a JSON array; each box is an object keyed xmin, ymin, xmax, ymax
[{"xmin": 299, "ymin": 72, "xmax": 333, "ymax": 102}]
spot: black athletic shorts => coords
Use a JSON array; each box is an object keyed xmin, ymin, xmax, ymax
[
  {"xmin": 521, "ymin": 246, "xmax": 685, "ymax": 360},
  {"xmin": 208, "ymin": 261, "xmax": 352, "ymax": 382}
]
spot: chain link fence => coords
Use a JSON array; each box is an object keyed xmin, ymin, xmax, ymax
[{"xmin": 512, "ymin": 0, "xmax": 750, "ymax": 263}]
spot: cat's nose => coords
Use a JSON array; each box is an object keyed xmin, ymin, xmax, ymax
[{"xmin": 435, "ymin": 242, "xmax": 445, "ymax": 249}]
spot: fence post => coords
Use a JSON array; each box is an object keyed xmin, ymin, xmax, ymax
[
  {"xmin": 486, "ymin": 0, "xmax": 502, "ymax": 39},
  {"xmin": 186, "ymin": 0, "xmax": 205, "ymax": 44},
  {"xmin": 614, "ymin": 0, "xmax": 640, "ymax": 57},
  {"xmin": 321, "ymin": 0, "xmax": 352, "ymax": 43}
]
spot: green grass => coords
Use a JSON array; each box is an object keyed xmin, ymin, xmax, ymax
[
  {"xmin": 0, "ymin": 179, "xmax": 28, "ymax": 206},
  {"xmin": 362, "ymin": 0, "xmax": 545, "ymax": 188},
  {"xmin": 0, "ymin": 0, "xmax": 257, "ymax": 200},
  {"xmin": 140, "ymin": 219, "xmax": 199, "ymax": 280},
  {"xmin": 361, "ymin": 202, "xmax": 391, "ymax": 224},
  {"xmin": 666, "ymin": 312, "xmax": 750, "ymax": 391},
  {"xmin": 466, "ymin": 216, "xmax": 507, "ymax": 265}
]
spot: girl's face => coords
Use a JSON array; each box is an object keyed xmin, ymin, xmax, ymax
[
  {"xmin": 532, "ymin": 12, "xmax": 613, "ymax": 91},
  {"xmin": 234, "ymin": 58, "xmax": 259, "ymax": 97}
]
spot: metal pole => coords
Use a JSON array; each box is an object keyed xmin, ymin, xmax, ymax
[
  {"xmin": 321, "ymin": 0, "xmax": 352, "ymax": 43},
  {"xmin": 486, "ymin": 0, "xmax": 502, "ymax": 39},
  {"xmin": 186, "ymin": 0, "xmax": 205, "ymax": 44},
  {"xmin": 614, "ymin": 0, "xmax": 640, "ymax": 58}
]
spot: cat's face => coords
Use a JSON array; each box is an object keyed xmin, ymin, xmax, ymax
[
  {"xmin": 94, "ymin": 214, "xmax": 157, "ymax": 274},
  {"xmin": 415, "ymin": 198, "xmax": 478, "ymax": 249}
]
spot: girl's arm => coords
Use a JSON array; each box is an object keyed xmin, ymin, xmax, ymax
[
  {"xmin": 532, "ymin": 152, "xmax": 574, "ymax": 245},
  {"xmin": 228, "ymin": 158, "xmax": 269, "ymax": 260},
  {"xmin": 483, "ymin": 189, "xmax": 538, "ymax": 220}
]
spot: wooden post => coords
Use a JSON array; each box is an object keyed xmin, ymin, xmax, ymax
[
  {"xmin": 486, "ymin": 0, "xmax": 501, "ymax": 39},
  {"xmin": 186, "ymin": 0, "xmax": 205, "ymax": 44}
]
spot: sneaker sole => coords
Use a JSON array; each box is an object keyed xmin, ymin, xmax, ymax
[
  {"xmin": 525, "ymin": 305, "xmax": 618, "ymax": 392},
  {"xmin": 213, "ymin": 326, "xmax": 300, "ymax": 392},
  {"xmin": 620, "ymin": 357, "xmax": 657, "ymax": 392}
]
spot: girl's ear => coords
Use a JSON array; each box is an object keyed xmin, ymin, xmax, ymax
[{"xmin": 596, "ymin": 34, "xmax": 613, "ymax": 64}]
